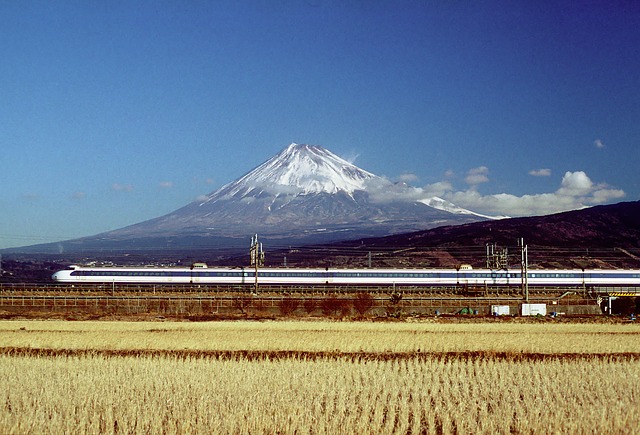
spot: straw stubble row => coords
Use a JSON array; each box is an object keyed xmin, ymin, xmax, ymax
[{"xmin": 1, "ymin": 353, "xmax": 639, "ymax": 434}]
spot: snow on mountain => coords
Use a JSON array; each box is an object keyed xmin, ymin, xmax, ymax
[
  {"xmin": 201, "ymin": 143, "xmax": 378, "ymax": 203},
  {"xmin": 419, "ymin": 197, "xmax": 508, "ymax": 220}
]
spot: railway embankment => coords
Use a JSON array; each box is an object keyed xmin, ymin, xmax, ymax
[{"xmin": 0, "ymin": 285, "xmax": 608, "ymax": 320}]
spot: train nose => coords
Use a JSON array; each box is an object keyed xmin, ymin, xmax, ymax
[{"xmin": 52, "ymin": 271, "xmax": 61, "ymax": 281}]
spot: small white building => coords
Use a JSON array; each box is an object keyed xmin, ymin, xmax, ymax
[{"xmin": 521, "ymin": 303, "xmax": 547, "ymax": 316}]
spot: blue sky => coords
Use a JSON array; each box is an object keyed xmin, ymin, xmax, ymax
[{"xmin": 1, "ymin": 1, "xmax": 639, "ymax": 249}]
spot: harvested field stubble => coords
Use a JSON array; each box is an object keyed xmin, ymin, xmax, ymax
[
  {"xmin": 0, "ymin": 320, "xmax": 639, "ymax": 434},
  {"xmin": 1, "ymin": 353, "xmax": 639, "ymax": 434},
  {"xmin": 1, "ymin": 320, "xmax": 640, "ymax": 354}
]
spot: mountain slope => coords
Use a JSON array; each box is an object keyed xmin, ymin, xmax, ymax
[
  {"xmin": 85, "ymin": 144, "xmax": 486, "ymax": 247},
  {"xmin": 7, "ymin": 143, "xmax": 489, "ymax": 254}
]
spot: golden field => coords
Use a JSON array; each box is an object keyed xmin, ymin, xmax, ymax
[
  {"xmin": 2, "ymin": 320, "xmax": 640, "ymax": 354},
  {"xmin": 1, "ymin": 320, "xmax": 639, "ymax": 434}
]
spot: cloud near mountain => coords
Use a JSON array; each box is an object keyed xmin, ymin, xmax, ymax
[{"xmin": 433, "ymin": 170, "xmax": 625, "ymax": 217}]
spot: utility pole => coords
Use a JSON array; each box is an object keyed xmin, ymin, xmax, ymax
[
  {"xmin": 519, "ymin": 238, "xmax": 529, "ymax": 302},
  {"xmin": 250, "ymin": 234, "xmax": 264, "ymax": 294}
]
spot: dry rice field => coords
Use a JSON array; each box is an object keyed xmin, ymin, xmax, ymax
[{"xmin": 1, "ymin": 320, "xmax": 639, "ymax": 434}]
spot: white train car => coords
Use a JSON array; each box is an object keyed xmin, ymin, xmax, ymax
[{"xmin": 51, "ymin": 265, "xmax": 640, "ymax": 288}]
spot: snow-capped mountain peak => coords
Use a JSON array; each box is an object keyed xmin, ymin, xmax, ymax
[
  {"xmin": 83, "ymin": 143, "xmax": 492, "ymax": 250},
  {"xmin": 202, "ymin": 143, "xmax": 378, "ymax": 203},
  {"xmin": 419, "ymin": 197, "xmax": 508, "ymax": 220}
]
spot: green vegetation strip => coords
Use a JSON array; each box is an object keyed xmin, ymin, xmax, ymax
[{"xmin": 1, "ymin": 346, "xmax": 639, "ymax": 361}]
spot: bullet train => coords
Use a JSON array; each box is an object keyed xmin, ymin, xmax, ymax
[{"xmin": 52, "ymin": 264, "xmax": 640, "ymax": 287}]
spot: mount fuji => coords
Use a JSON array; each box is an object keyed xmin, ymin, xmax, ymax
[{"xmin": 18, "ymin": 144, "xmax": 492, "ymax": 254}]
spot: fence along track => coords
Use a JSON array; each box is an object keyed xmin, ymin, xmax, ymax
[
  {"xmin": 0, "ymin": 283, "xmax": 612, "ymax": 316},
  {"xmin": 0, "ymin": 282, "xmax": 598, "ymax": 296}
]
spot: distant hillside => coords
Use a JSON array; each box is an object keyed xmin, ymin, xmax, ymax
[{"xmin": 269, "ymin": 201, "xmax": 640, "ymax": 269}]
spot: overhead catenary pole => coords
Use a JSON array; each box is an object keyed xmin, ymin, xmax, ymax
[{"xmin": 519, "ymin": 238, "xmax": 529, "ymax": 302}]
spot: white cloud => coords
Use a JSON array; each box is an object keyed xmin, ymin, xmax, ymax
[
  {"xmin": 590, "ymin": 187, "xmax": 626, "ymax": 204},
  {"xmin": 529, "ymin": 168, "xmax": 551, "ymax": 177},
  {"xmin": 465, "ymin": 166, "xmax": 489, "ymax": 186},
  {"xmin": 159, "ymin": 181, "xmax": 173, "ymax": 189},
  {"xmin": 556, "ymin": 171, "xmax": 593, "ymax": 196},
  {"xmin": 364, "ymin": 167, "xmax": 624, "ymax": 217},
  {"xmin": 72, "ymin": 191, "xmax": 86, "ymax": 200},
  {"xmin": 365, "ymin": 177, "xmax": 423, "ymax": 204},
  {"xmin": 398, "ymin": 172, "xmax": 419, "ymax": 183},
  {"xmin": 594, "ymin": 139, "xmax": 606, "ymax": 149},
  {"xmin": 112, "ymin": 183, "xmax": 134, "ymax": 192},
  {"xmin": 441, "ymin": 170, "xmax": 625, "ymax": 217},
  {"xmin": 421, "ymin": 181, "xmax": 454, "ymax": 198}
]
